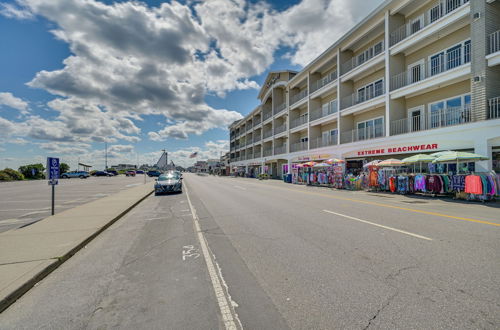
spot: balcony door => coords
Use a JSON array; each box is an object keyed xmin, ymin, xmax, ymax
[
  {"xmin": 407, "ymin": 106, "xmax": 424, "ymax": 132},
  {"xmin": 408, "ymin": 60, "xmax": 424, "ymax": 84}
]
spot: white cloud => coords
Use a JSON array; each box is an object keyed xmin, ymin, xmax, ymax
[
  {"xmin": 0, "ymin": 92, "xmax": 29, "ymax": 114},
  {"xmin": 0, "ymin": 2, "xmax": 33, "ymax": 19},
  {"xmin": 166, "ymin": 140, "xmax": 230, "ymax": 167}
]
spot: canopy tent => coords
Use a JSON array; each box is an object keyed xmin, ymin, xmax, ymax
[
  {"xmin": 402, "ymin": 154, "xmax": 437, "ymax": 173},
  {"xmin": 377, "ymin": 159, "xmax": 405, "ymax": 167},
  {"xmin": 432, "ymin": 151, "xmax": 488, "ymax": 174}
]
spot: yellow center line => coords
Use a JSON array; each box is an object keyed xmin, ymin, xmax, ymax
[{"xmin": 234, "ymin": 178, "xmax": 500, "ymax": 227}]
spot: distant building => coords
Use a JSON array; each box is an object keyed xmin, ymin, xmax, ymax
[
  {"xmin": 194, "ymin": 160, "xmax": 208, "ymax": 173},
  {"xmin": 110, "ymin": 164, "xmax": 137, "ymax": 171}
]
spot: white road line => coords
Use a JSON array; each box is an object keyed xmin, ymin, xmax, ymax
[
  {"xmin": 184, "ymin": 183, "xmax": 242, "ymax": 330},
  {"xmin": 232, "ymin": 185, "xmax": 246, "ymax": 190},
  {"xmin": 323, "ymin": 210, "xmax": 433, "ymax": 241}
]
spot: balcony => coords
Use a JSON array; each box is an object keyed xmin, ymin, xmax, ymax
[
  {"xmin": 254, "ymin": 150, "xmax": 261, "ymax": 158},
  {"xmin": 263, "ymin": 130, "xmax": 273, "ymax": 139},
  {"xmin": 246, "ymin": 139, "xmax": 253, "ymax": 146},
  {"xmin": 246, "ymin": 124, "xmax": 253, "ymax": 132},
  {"xmin": 310, "ymin": 101, "xmax": 338, "ymax": 122},
  {"xmin": 263, "ymin": 111, "xmax": 273, "ymax": 122},
  {"xmin": 274, "ymin": 145, "xmax": 286, "ymax": 155},
  {"xmin": 290, "ymin": 89, "xmax": 308, "ymax": 107},
  {"xmin": 390, "ymin": 105, "xmax": 471, "ymax": 136},
  {"xmin": 246, "ymin": 153, "xmax": 254, "ymax": 160},
  {"xmin": 340, "ymin": 124, "xmax": 385, "ymax": 144},
  {"xmin": 263, "ymin": 148, "xmax": 273, "ymax": 157},
  {"xmin": 341, "ymin": 43, "xmax": 384, "ymax": 77},
  {"xmin": 341, "ymin": 82, "xmax": 385, "ymax": 112},
  {"xmin": 390, "ymin": 0, "xmax": 470, "ymax": 48},
  {"xmin": 487, "ymin": 30, "xmax": 500, "ymax": 67},
  {"xmin": 253, "ymin": 117, "xmax": 262, "ymax": 126},
  {"xmin": 489, "ymin": 96, "xmax": 500, "ymax": 120},
  {"xmin": 290, "ymin": 141, "xmax": 308, "ymax": 152},
  {"xmin": 290, "ymin": 116, "xmax": 308, "ymax": 129},
  {"xmin": 274, "ymin": 123, "xmax": 287, "ymax": 135},
  {"xmin": 253, "ymin": 135, "xmax": 262, "ymax": 143},
  {"xmin": 310, "ymin": 71, "xmax": 337, "ymax": 94},
  {"xmin": 273, "ymin": 102, "xmax": 287, "ymax": 116},
  {"xmin": 390, "ymin": 43, "xmax": 470, "ymax": 98},
  {"xmin": 310, "ymin": 134, "xmax": 338, "ymax": 149}
]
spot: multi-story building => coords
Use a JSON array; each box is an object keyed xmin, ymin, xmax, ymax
[{"xmin": 229, "ymin": 0, "xmax": 500, "ymax": 178}]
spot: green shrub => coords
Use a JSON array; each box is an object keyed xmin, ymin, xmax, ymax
[
  {"xmin": 2, "ymin": 168, "xmax": 24, "ymax": 180},
  {"xmin": 18, "ymin": 163, "xmax": 45, "ymax": 179},
  {"xmin": 0, "ymin": 171, "xmax": 11, "ymax": 181}
]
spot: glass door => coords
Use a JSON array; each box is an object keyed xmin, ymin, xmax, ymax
[{"xmin": 408, "ymin": 106, "xmax": 424, "ymax": 132}]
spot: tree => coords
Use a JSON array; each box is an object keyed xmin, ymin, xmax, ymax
[
  {"xmin": 60, "ymin": 163, "xmax": 70, "ymax": 174},
  {"xmin": 18, "ymin": 163, "xmax": 45, "ymax": 180},
  {"xmin": 1, "ymin": 168, "xmax": 24, "ymax": 180}
]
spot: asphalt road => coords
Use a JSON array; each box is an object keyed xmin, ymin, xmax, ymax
[
  {"xmin": 2, "ymin": 173, "xmax": 499, "ymax": 329},
  {"xmin": 0, "ymin": 175, "xmax": 153, "ymax": 233}
]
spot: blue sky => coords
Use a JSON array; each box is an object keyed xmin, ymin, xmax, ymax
[{"xmin": 0, "ymin": 0, "xmax": 382, "ymax": 169}]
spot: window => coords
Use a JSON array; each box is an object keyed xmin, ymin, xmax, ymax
[
  {"xmin": 429, "ymin": 3, "xmax": 442, "ymax": 23},
  {"xmin": 446, "ymin": 44, "xmax": 462, "ymax": 70},
  {"xmin": 464, "ymin": 40, "xmax": 471, "ymax": 63},
  {"xmin": 374, "ymin": 80, "xmax": 384, "ymax": 97},
  {"xmin": 374, "ymin": 41, "xmax": 383, "ymax": 56},
  {"xmin": 429, "ymin": 94, "xmax": 471, "ymax": 128},
  {"xmin": 429, "ymin": 40, "xmax": 470, "ymax": 77},
  {"xmin": 357, "ymin": 79, "xmax": 384, "ymax": 104},
  {"xmin": 410, "ymin": 17, "xmax": 422, "ymax": 34},
  {"xmin": 357, "ymin": 117, "xmax": 384, "ymax": 141},
  {"xmin": 430, "ymin": 53, "xmax": 445, "ymax": 76}
]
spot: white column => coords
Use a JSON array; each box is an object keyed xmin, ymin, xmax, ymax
[
  {"xmin": 475, "ymin": 139, "xmax": 492, "ymax": 172},
  {"xmin": 261, "ymin": 161, "xmax": 265, "ymax": 174},
  {"xmin": 287, "ymin": 159, "xmax": 292, "ymax": 174},
  {"xmin": 384, "ymin": 10, "xmax": 391, "ymax": 137}
]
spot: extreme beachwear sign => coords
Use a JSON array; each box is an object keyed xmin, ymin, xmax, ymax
[{"xmin": 356, "ymin": 144, "xmax": 438, "ymax": 156}]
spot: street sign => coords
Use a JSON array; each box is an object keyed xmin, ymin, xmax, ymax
[
  {"xmin": 47, "ymin": 157, "xmax": 59, "ymax": 216},
  {"xmin": 47, "ymin": 157, "xmax": 60, "ymax": 185}
]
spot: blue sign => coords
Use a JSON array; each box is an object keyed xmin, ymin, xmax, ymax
[{"xmin": 47, "ymin": 157, "xmax": 59, "ymax": 185}]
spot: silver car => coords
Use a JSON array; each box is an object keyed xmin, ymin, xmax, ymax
[{"xmin": 154, "ymin": 172, "xmax": 182, "ymax": 195}]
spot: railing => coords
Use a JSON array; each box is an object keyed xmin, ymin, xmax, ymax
[
  {"xmin": 263, "ymin": 130, "xmax": 273, "ymax": 139},
  {"xmin": 274, "ymin": 145, "xmax": 286, "ymax": 155},
  {"xmin": 391, "ymin": 105, "xmax": 472, "ymax": 136},
  {"xmin": 263, "ymin": 111, "xmax": 272, "ymax": 121},
  {"xmin": 310, "ymin": 71, "xmax": 337, "ymax": 93},
  {"xmin": 290, "ymin": 141, "xmax": 308, "ymax": 152},
  {"xmin": 290, "ymin": 116, "xmax": 308, "ymax": 129},
  {"xmin": 246, "ymin": 139, "xmax": 253, "ymax": 146},
  {"xmin": 489, "ymin": 30, "xmax": 500, "ymax": 55},
  {"xmin": 246, "ymin": 124, "xmax": 252, "ymax": 131},
  {"xmin": 341, "ymin": 82, "xmax": 385, "ymax": 109},
  {"xmin": 391, "ymin": 43, "xmax": 470, "ymax": 91},
  {"xmin": 235, "ymin": 144, "xmax": 240, "ymax": 149},
  {"xmin": 310, "ymin": 101, "xmax": 338, "ymax": 121},
  {"xmin": 253, "ymin": 135, "xmax": 261, "ymax": 143},
  {"xmin": 341, "ymin": 42, "xmax": 384, "ymax": 75},
  {"xmin": 273, "ymin": 102, "xmax": 287, "ymax": 115},
  {"xmin": 390, "ymin": 0, "xmax": 469, "ymax": 47},
  {"xmin": 253, "ymin": 117, "xmax": 261, "ymax": 125},
  {"xmin": 274, "ymin": 124, "xmax": 287, "ymax": 135},
  {"xmin": 340, "ymin": 124, "xmax": 385, "ymax": 144},
  {"xmin": 310, "ymin": 134, "xmax": 338, "ymax": 149},
  {"xmin": 290, "ymin": 89, "xmax": 308, "ymax": 106},
  {"xmin": 254, "ymin": 150, "xmax": 261, "ymax": 158},
  {"xmin": 489, "ymin": 96, "xmax": 500, "ymax": 120},
  {"xmin": 246, "ymin": 153, "xmax": 254, "ymax": 160},
  {"xmin": 263, "ymin": 148, "xmax": 273, "ymax": 157}
]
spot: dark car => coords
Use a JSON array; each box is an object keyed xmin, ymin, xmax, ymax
[
  {"xmin": 92, "ymin": 171, "xmax": 112, "ymax": 177},
  {"xmin": 107, "ymin": 170, "xmax": 119, "ymax": 176},
  {"xmin": 125, "ymin": 170, "xmax": 136, "ymax": 177},
  {"xmin": 135, "ymin": 170, "xmax": 144, "ymax": 174},
  {"xmin": 147, "ymin": 170, "xmax": 162, "ymax": 177},
  {"xmin": 154, "ymin": 172, "xmax": 182, "ymax": 195}
]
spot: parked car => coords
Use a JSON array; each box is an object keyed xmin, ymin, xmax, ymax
[
  {"xmin": 125, "ymin": 170, "xmax": 136, "ymax": 177},
  {"xmin": 107, "ymin": 170, "xmax": 119, "ymax": 176},
  {"xmin": 135, "ymin": 170, "xmax": 144, "ymax": 174},
  {"xmin": 92, "ymin": 171, "xmax": 113, "ymax": 177},
  {"xmin": 61, "ymin": 171, "xmax": 89, "ymax": 179},
  {"xmin": 147, "ymin": 170, "xmax": 162, "ymax": 177},
  {"xmin": 154, "ymin": 172, "xmax": 182, "ymax": 195}
]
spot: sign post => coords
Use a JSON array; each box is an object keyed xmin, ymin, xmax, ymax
[{"xmin": 47, "ymin": 157, "xmax": 60, "ymax": 216}]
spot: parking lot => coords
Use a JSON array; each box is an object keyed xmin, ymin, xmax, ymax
[{"xmin": 0, "ymin": 175, "xmax": 153, "ymax": 233}]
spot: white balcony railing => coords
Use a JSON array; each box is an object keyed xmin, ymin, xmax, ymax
[
  {"xmin": 340, "ymin": 124, "xmax": 385, "ymax": 144},
  {"xmin": 274, "ymin": 145, "xmax": 286, "ymax": 155},
  {"xmin": 341, "ymin": 82, "xmax": 385, "ymax": 110},
  {"xmin": 263, "ymin": 130, "xmax": 273, "ymax": 139},
  {"xmin": 310, "ymin": 134, "xmax": 338, "ymax": 149},
  {"xmin": 246, "ymin": 124, "xmax": 253, "ymax": 131},
  {"xmin": 253, "ymin": 117, "xmax": 261, "ymax": 125},
  {"xmin": 341, "ymin": 42, "xmax": 384, "ymax": 75},
  {"xmin": 391, "ymin": 43, "xmax": 470, "ymax": 91},
  {"xmin": 290, "ymin": 141, "xmax": 308, "ymax": 152},
  {"xmin": 489, "ymin": 30, "xmax": 500, "ymax": 55},
  {"xmin": 253, "ymin": 135, "xmax": 261, "ymax": 143},
  {"xmin": 489, "ymin": 96, "xmax": 500, "ymax": 120},
  {"xmin": 310, "ymin": 101, "xmax": 338, "ymax": 121},
  {"xmin": 390, "ymin": 0, "xmax": 469, "ymax": 47},
  {"xmin": 310, "ymin": 71, "xmax": 337, "ymax": 93},
  {"xmin": 263, "ymin": 148, "xmax": 273, "ymax": 157},
  {"xmin": 290, "ymin": 89, "xmax": 308, "ymax": 106},
  {"xmin": 273, "ymin": 102, "xmax": 287, "ymax": 115},
  {"xmin": 274, "ymin": 124, "xmax": 287, "ymax": 135},
  {"xmin": 290, "ymin": 116, "xmax": 308, "ymax": 129},
  {"xmin": 263, "ymin": 111, "xmax": 272, "ymax": 121}
]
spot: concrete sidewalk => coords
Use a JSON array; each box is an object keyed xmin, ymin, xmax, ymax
[{"xmin": 0, "ymin": 183, "xmax": 153, "ymax": 312}]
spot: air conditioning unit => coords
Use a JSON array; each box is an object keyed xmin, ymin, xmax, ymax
[
  {"xmin": 473, "ymin": 76, "xmax": 482, "ymax": 82},
  {"xmin": 473, "ymin": 12, "xmax": 481, "ymax": 20}
]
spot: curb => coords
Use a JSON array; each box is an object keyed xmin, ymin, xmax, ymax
[{"xmin": 0, "ymin": 189, "xmax": 153, "ymax": 314}]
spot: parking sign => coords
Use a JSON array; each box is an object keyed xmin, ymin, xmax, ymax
[{"xmin": 47, "ymin": 157, "xmax": 60, "ymax": 185}]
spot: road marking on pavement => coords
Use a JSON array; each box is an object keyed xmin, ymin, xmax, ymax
[
  {"xmin": 323, "ymin": 210, "xmax": 433, "ymax": 241},
  {"xmin": 240, "ymin": 181, "xmax": 500, "ymax": 227},
  {"xmin": 232, "ymin": 185, "xmax": 246, "ymax": 190},
  {"xmin": 184, "ymin": 183, "xmax": 242, "ymax": 330}
]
